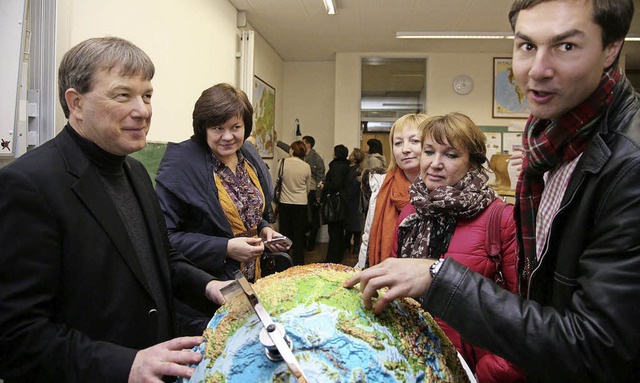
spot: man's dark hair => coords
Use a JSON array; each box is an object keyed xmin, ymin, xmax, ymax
[
  {"xmin": 334, "ymin": 144, "xmax": 348, "ymax": 160},
  {"xmin": 302, "ymin": 136, "xmax": 315, "ymax": 148},
  {"xmin": 366, "ymin": 138, "xmax": 384, "ymax": 155},
  {"xmin": 508, "ymin": 0, "xmax": 633, "ymax": 65}
]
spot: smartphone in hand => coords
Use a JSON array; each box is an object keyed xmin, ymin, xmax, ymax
[{"xmin": 263, "ymin": 236, "xmax": 293, "ymax": 251}]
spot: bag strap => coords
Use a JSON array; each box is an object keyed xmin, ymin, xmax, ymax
[
  {"xmin": 485, "ymin": 199, "xmax": 508, "ymax": 256},
  {"xmin": 278, "ymin": 159, "xmax": 285, "ymax": 178},
  {"xmin": 485, "ymin": 199, "xmax": 509, "ymax": 286}
]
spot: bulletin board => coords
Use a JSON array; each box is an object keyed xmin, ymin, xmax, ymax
[{"xmin": 479, "ymin": 126, "xmax": 524, "ymax": 189}]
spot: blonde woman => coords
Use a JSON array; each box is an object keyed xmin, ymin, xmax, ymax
[{"xmin": 356, "ymin": 113, "xmax": 429, "ymax": 269}]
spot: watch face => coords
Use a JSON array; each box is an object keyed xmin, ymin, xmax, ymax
[{"xmin": 453, "ymin": 75, "xmax": 473, "ymax": 95}]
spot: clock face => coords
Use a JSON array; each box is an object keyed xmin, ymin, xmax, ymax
[{"xmin": 453, "ymin": 75, "xmax": 474, "ymax": 95}]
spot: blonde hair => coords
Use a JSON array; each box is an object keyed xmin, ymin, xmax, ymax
[
  {"xmin": 387, "ymin": 113, "xmax": 430, "ymax": 170},
  {"xmin": 350, "ymin": 147, "xmax": 365, "ymax": 164},
  {"xmin": 419, "ymin": 112, "xmax": 487, "ymax": 173}
]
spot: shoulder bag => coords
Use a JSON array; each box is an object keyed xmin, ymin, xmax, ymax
[
  {"xmin": 322, "ymin": 191, "xmax": 345, "ymax": 223},
  {"xmin": 260, "ymin": 251, "xmax": 293, "ymax": 277},
  {"xmin": 273, "ymin": 159, "xmax": 285, "ymax": 205}
]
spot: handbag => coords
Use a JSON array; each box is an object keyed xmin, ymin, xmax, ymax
[
  {"xmin": 260, "ymin": 251, "xmax": 293, "ymax": 277},
  {"xmin": 322, "ymin": 191, "xmax": 345, "ymax": 223},
  {"xmin": 485, "ymin": 199, "xmax": 510, "ymax": 287},
  {"xmin": 273, "ymin": 159, "xmax": 285, "ymax": 205}
]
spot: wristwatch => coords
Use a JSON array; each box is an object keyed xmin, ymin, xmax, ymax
[{"xmin": 429, "ymin": 258, "xmax": 445, "ymax": 279}]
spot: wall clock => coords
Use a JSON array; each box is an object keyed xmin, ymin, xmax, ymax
[{"xmin": 453, "ymin": 74, "xmax": 474, "ymax": 95}]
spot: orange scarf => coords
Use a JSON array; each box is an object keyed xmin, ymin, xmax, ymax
[{"xmin": 368, "ymin": 167, "xmax": 411, "ymax": 266}]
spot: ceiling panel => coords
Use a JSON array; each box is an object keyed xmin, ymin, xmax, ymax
[{"xmin": 228, "ymin": 0, "xmax": 640, "ymax": 67}]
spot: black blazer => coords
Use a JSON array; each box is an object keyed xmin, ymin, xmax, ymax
[{"xmin": 0, "ymin": 127, "xmax": 214, "ymax": 382}]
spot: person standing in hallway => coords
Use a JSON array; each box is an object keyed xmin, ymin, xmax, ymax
[
  {"xmin": 346, "ymin": 0, "xmax": 640, "ymax": 380},
  {"xmin": 302, "ymin": 135, "xmax": 325, "ymax": 251},
  {"xmin": 362, "ymin": 138, "xmax": 386, "ymax": 171},
  {"xmin": 323, "ymin": 144, "xmax": 350, "ymax": 264},
  {"xmin": 277, "ymin": 140, "xmax": 312, "ymax": 266},
  {"xmin": 356, "ymin": 113, "xmax": 429, "ymax": 269},
  {"xmin": 344, "ymin": 148, "xmax": 365, "ymax": 256}
]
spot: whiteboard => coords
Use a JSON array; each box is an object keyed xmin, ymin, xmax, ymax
[{"xmin": 0, "ymin": 0, "xmax": 26, "ymax": 156}]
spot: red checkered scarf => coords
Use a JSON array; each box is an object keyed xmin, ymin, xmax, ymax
[{"xmin": 515, "ymin": 67, "xmax": 623, "ymax": 289}]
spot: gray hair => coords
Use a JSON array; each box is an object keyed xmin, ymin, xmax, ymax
[{"xmin": 58, "ymin": 37, "xmax": 155, "ymax": 118}]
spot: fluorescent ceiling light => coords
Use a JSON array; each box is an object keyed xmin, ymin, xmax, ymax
[
  {"xmin": 323, "ymin": 0, "xmax": 336, "ymax": 15},
  {"xmin": 396, "ymin": 32, "xmax": 513, "ymax": 40},
  {"xmin": 396, "ymin": 31, "xmax": 640, "ymax": 42}
]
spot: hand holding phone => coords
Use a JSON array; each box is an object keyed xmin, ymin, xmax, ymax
[{"xmin": 264, "ymin": 236, "xmax": 292, "ymax": 251}]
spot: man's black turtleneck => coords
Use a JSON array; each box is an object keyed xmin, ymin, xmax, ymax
[{"xmin": 66, "ymin": 124, "xmax": 171, "ymax": 340}]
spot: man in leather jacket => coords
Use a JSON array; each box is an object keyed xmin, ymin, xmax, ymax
[{"xmin": 345, "ymin": 0, "xmax": 640, "ymax": 381}]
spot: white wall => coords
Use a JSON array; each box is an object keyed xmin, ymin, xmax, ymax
[
  {"xmin": 280, "ymin": 61, "xmax": 335, "ymax": 166},
  {"xmin": 55, "ymin": 0, "xmax": 240, "ymax": 142},
  {"xmin": 427, "ymin": 53, "xmax": 523, "ymax": 127},
  {"xmin": 331, "ymin": 52, "xmax": 527, "ymax": 156},
  {"xmin": 52, "ymin": 0, "xmax": 522, "ymax": 161}
]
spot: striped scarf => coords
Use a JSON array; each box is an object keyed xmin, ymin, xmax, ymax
[{"xmin": 515, "ymin": 67, "xmax": 622, "ymax": 289}]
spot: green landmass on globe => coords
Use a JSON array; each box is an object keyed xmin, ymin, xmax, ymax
[{"xmin": 182, "ymin": 263, "xmax": 469, "ymax": 383}]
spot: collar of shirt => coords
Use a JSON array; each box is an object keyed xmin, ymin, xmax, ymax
[{"xmin": 211, "ymin": 150, "xmax": 246, "ymax": 172}]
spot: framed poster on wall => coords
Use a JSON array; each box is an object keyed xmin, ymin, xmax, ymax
[
  {"xmin": 253, "ymin": 76, "xmax": 276, "ymax": 158},
  {"xmin": 492, "ymin": 58, "xmax": 530, "ymax": 119}
]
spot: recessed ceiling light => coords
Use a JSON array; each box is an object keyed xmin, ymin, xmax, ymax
[
  {"xmin": 396, "ymin": 32, "xmax": 513, "ymax": 40},
  {"xmin": 396, "ymin": 31, "xmax": 640, "ymax": 42}
]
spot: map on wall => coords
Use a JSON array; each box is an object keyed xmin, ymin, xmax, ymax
[
  {"xmin": 493, "ymin": 58, "xmax": 530, "ymax": 119},
  {"xmin": 253, "ymin": 76, "xmax": 275, "ymax": 158}
]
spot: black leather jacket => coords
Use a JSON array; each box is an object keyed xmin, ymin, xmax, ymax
[{"xmin": 424, "ymin": 77, "xmax": 640, "ymax": 382}]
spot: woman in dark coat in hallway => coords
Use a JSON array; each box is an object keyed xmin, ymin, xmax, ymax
[
  {"xmin": 322, "ymin": 144, "xmax": 350, "ymax": 264},
  {"xmin": 344, "ymin": 148, "xmax": 365, "ymax": 256}
]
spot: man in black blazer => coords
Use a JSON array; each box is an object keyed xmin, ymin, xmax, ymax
[{"xmin": 0, "ymin": 37, "xmax": 229, "ymax": 382}]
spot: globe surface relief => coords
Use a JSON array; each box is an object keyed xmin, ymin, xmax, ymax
[{"xmin": 182, "ymin": 263, "xmax": 469, "ymax": 383}]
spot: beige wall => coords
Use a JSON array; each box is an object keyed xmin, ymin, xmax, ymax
[
  {"xmin": 280, "ymin": 61, "xmax": 335, "ymax": 166},
  {"xmin": 53, "ymin": 0, "xmax": 527, "ymax": 169},
  {"xmin": 292, "ymin": 51, "xmax": 527, "ymax": 171},
  {"xmin": 332, "ymin": 52, "xmax": 526, "ymax": 154},
  {"xmin": 55, "ymin": 0, "xmax": 242, "ymax": 143},
  {"xmin": 54, "ymin": 0, "xmax": 288, "ymax": 169}
]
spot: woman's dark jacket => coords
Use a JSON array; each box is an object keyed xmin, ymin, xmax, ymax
[
  {"xmin": 322, "ymin": 158, "xmax": 351, "ymax": 205},
  {"xmin": 344, "ymin": 164, "xmax": 365, "ymax": 232}
]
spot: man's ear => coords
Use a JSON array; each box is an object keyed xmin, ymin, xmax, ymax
[
  {"xmin": 604, "ymin": 39, "xmax": 624, "ymax": 68},
  {"xmin": 64, "ymin": 88, "xmax": 82, "ymax": 118}
]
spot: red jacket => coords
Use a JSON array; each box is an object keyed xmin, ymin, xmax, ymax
[{"xmin": 393, "ymin": 199, "xmax": 526, "ymax": 383}]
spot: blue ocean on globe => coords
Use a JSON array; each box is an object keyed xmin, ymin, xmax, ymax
[
  {"xmin": 187, "ymin": 303, "xmax": 438, "ymax": 382},
  {"xmin": 180, "ymin": 264, "xmax": 467, "ymax": 383}
]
